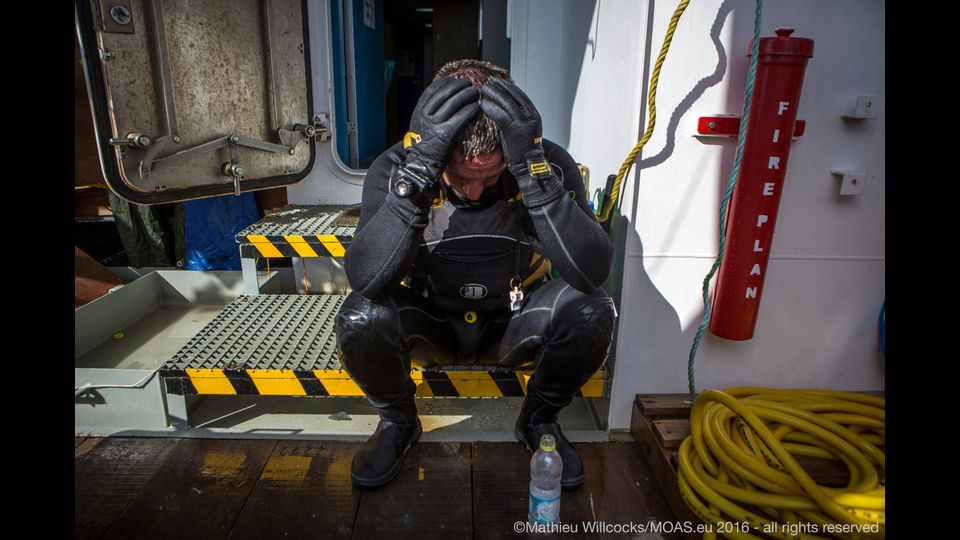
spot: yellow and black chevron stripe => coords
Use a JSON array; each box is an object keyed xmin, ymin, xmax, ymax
[
  {"xmin": 239, "ymin": 235, "xmax": 351, "ymax": 259},
  {"xmin": 161, "ymin": 368, "xmax": 606, "ymax": 397}
]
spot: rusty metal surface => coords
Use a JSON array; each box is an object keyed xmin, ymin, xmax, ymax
[{"xmin": 98, "ymin": 0, "xmax": 310, "ymax": 195}]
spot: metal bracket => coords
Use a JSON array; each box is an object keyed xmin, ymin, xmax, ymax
[
  {"xmin": 221, "ymin": 161, "xmax": 244, "ymax": 196},
  {"xmin": 109, "ymin": 132, "xmax": 151, "ymax": 149},
  {"xmin": 278, "ymin": 123, "xmax": 321, "ymax": 153},
  {"xmin": 143, "ymin": 132, "xmax": 292, "ymax": 175},
  {"xmin": 277, "ymin": 123, "xmax": 318, "ymax": 151},
  {"xmin": 841, "ymin": 95, "xmax": 882, "ymax": 119},
  {"xmin": 230, "ymin": 133, "xmax": 289, "ymax": 155},
  {"xmin": 830, "ymin": 169, "xmax": 867, "ymax": 196},
  {"xmin": 313, "ymin": 114, "xmax": 331, "ymax": 142},
  {"xmin": 695, "ymin": 115, "xmax": 806, "ymax": 139}
]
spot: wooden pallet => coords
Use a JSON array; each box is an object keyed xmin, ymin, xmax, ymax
[
  {"xmin": 630, "ymin": 394, "xmax": 703, "ymax": 540},
  {"xmin": 630, "ymin": 393, "xmax": 884, "ymax": 540}
]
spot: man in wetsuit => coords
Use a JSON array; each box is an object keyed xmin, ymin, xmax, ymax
[{"xmin": 335, "ymin": 60, "xmax": 617, "ymax": 490}]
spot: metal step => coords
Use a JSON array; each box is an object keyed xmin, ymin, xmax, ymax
[
  {"xmin": 160, "ymin": 294, "xmax": 606, "ymax": 398},
  {"xmin": 236, "ymin": 204, "xmax": 357, "ymax": 258}
]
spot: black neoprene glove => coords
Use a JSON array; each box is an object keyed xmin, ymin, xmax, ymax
[
  {"xmin": 393, "ymin": 77, "xmax": 480, "ymax": 208},
  {"xmin": 479, "ymin": 79, "xmax": 565, "ymax": 208}
]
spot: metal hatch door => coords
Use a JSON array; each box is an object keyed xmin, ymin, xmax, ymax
[{"xmin": 76, "ymin": 0, "xmax": 319, "ymax": 204}]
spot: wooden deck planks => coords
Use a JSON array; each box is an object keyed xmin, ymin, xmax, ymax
[
  {"xmin": 76, "ymin": 438, "xmax": 678, "ymax": 539},
  {"xmin": 473, "ymin": 442, "xmax": 680, "ymax": 539},
  {"xmin": 351, "ymin": 442, "xmax": 473, "ymax": 540},
  {"xmin": 75, "ymin": 437, "xmax": 183, "ymax": 540},
  {"xmin": 471, "ymin": 441, "xmax": 541, "ymax": 539},
  {"xmin": 581, "ymin": 442, "xmax": 682, "ymax": 539},
  {"xmin": 635, "ymin": 394, "xmax": 692, "ymax": 418},
  {"xmin": 101, "ymin": 438, "xmax": 277, "ymax": 540},
  {"xmin": 653, "ymin": 419, "xmax": 691, "ymax": 449},
  {"xmin": 226, "ymin": 441, "xmax": 360, "ymax": 540}
]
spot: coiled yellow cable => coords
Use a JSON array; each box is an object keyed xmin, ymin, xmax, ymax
[
  {"xmin": 598, "ymin": 0, "xmax": 691, "ymax": 224},
  {"xmin": 677, "ymin": 388, "xmax": 885, "ymax": 540}
]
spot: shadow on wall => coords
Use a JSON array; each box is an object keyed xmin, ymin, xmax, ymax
[
  {"xmin": 602, "ymin": 1, "xmax": 753, "ymax": 403},
  {"xmin": 622, "ymin": 0, "xmax": 739, "ymax": 223},
  {"xmin": 610, "ymin": 220, "xmax": 683, "ymax": 393}
]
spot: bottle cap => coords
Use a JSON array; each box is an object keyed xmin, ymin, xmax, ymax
[{"xmin": 539, "ymin": 434, "xmax": 556, "ymax": 452}]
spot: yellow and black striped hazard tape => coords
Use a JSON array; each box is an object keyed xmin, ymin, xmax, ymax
[
  {"xmin": 239, "ymin": 235, "xmax": 351, "ymax": 259},
  {"xmin": 161, "ymin": 368, "xmax": 606, "ymax": 397}
]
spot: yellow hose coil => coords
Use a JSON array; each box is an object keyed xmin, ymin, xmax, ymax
[{"xmin": 677, "ymin": 388, "xmax": 885, "ymax": 540}]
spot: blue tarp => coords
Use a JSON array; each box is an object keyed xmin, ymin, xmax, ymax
[{"xmin": 184, "ymin": 193, "xmax": 260, "ymax": 270}]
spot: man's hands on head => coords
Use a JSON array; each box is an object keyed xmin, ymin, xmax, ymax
[
  {"xmin": 408, "ymin": 77, "xmax": 480, "ymax": 165},
  {"xmin": 479, "ymin": 79, "xmax": 564, "ymax": 208},
  {"xmin": 394, "ymin": 77, "xmax": 480, "ymax": 209},
  {"xmin": 391, "ymin": 76, "xmax": 563, "ymax": 210},
  {"xmin": 478, "ymin": 78, "xmax": 543, "ymax": 174}
]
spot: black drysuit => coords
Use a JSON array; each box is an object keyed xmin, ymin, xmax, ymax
[{"xmin": 335, "ymin": 139, "xmax": 618, "ymax": 409}]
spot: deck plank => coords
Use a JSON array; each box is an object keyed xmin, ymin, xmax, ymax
[
  {"xmin": 472, "ymin": 441, "xmax": 558, "ymax": 539},
  {"xmin": 102, "ymin": 438, "xmax": 277, "ymax": 540},
  {"xmin": 227, "ymin": 441, "xmax": 360, "ymax": 540},
  {"xmin": 352, "ymin": 441, "xmax": 472, "ymax": 540},
  {"xmin": 581, "ymin": 442, "xmax": 681, "ymax": 539},
  {"xmin": 554, "ymin": 443, "xmax": 603, "ymax": 539},
  {"xmin": 75, "ymin": 437, "xmax": 183, "ymax": 540},
  {"xmin": 653, "ymin": 419, "xmax": 691, "ymax": 449},
  {"xmin": 474, "ymin": 442, "xmax": 679, "ymax": 539},
  {"xmin": 77, "ymin": 438, "xmax": 682, "ymax": 539},
  {"xmin": 635, "ymin": 394, "xmax": 692, "ymax": 418}
]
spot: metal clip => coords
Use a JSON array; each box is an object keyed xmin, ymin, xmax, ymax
[
  {"xmin": 109, "ymin": 132, "xmax": 151, "ymax": 149},
  {"xmin": 509, "ymin": 276, "xmax": 524, "ymax": 312},
  {"xmin": 222, "ymin": 162, "xmax": 245, "ymax": 196}
]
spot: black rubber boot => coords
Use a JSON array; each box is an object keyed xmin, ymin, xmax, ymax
[
  {"xmin": 351, "ymin": 396, "xmax": 422, "ymax": 489},
  {"xmin": 514, "ymin": 388, "xmax": 585, "ymax": 490}
]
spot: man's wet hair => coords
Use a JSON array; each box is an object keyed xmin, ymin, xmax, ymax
[{"xmin": 433, "ymin": 59, "xmax": 513, "ymax": 160}]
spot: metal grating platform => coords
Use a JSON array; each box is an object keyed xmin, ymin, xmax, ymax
[
  {"xmin": 165, "ymin": 294, "xmax": 345, "ymax": 371},
  {"xmin": 158, "ymin": 294, "xmax": 607, "ymax": 398},
  {"xmin": 236, "ymin": 204, "xmax": 358, "ymax": 240},
  {"xmin": 236, "ymin": 205, "xmax": 358, "ymax": 259}
]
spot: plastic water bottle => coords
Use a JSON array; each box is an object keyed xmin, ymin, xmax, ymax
[{"xmin": 528, "ymin": 434, "xmax": 563, "ymax": 524}]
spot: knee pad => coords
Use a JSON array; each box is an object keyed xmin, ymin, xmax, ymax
[
  {"xmin": 335, "ymin": 292, "xmax": 403, "ymax": 366},
  {"xmin": 553, "ymin": 292, "xmax": 618, "ymax": 359},
  {"xmin": 557, "ymin": 291, "xmax": 616, "ymax": 331},
  {"xmin": 335, "ymin": 293, "xmax": 416, "ymax": 403},
  {"xmin": 336, "ymin": 293, "xmax": 398, "ymax": 338}
]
